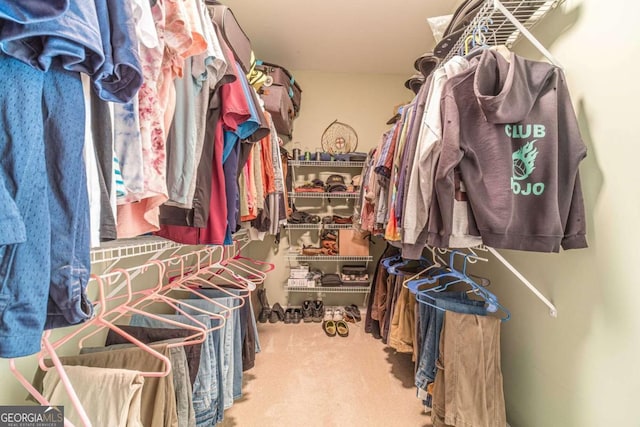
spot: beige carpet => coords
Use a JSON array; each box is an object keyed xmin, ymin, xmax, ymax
[{"xmin": 219, "ymin": 319, "xmax": 432, "ymax": 427}]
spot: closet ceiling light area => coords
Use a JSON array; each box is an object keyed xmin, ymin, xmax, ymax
[{"xmin": 223, "ymin": 0, "xmax": 456, "ymax": 74}]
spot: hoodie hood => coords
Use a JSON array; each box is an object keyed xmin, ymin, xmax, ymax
[{"xmin": 474, "ymin": 49, "xmax": 555, "ymax": 124}]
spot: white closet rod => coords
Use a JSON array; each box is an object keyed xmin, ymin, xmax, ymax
[{"xmin": 487, "ymin": 247, "xmax": 558, "ymax": 317}]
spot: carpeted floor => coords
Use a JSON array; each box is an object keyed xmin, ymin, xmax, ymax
[{"xmin": 219, "ymin": 318, "xmax": 432, "ymax": 427}]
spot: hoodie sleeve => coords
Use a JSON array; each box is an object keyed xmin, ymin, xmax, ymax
[
  {"xmin": 556, "ymin": 70, "xmax": 588, "ymax": 249},
  {"xmin": 428, "ymin": 92, "xmax": 464, "ymax": 247}
]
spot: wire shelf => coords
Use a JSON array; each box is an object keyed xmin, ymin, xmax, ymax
[
  {"xmin": 286, "ymin": 255, "xmax": 373, "ymax": 262},
  {"xmin": 285, "ymin": 223, "xmax": 354, "ymax": 230},
  {"xmin": 442, "ymin": 0, "xmax": 561, "ymax": 64},
  {"xmin": 285, "ymin": 286, "xmax": 370, "ymax": 294},
  {"xmin": 289, "ymin": 192, "xmax": 359, "ymax": 199},
  {"xmin": 90, "ymin": 237, "xmax": 185, "ymax": 265},
  {"xmin": 289, "ymin": 160, "xmax": 365, "ymax": 168}
]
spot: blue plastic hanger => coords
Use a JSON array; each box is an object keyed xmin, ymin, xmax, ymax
[
  {"xmin": 387, "ymin": 256, "xmax": 432, "ymax": 276},
  {"xmin": 408, "ymin": 250, "xmax": 511, "ymax": 321},
  {"xmin": 405, "ymin": 250, "xmax": 468, "ymax": 288},
  {"xmin": 381, "ymin": 254, "xmax": 402, "ymax": 270}
]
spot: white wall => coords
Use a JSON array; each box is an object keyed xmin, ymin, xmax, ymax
[
  {"xmin": 473, "ymin": 0, "xmax": 640, "ymax": 425},
  {"xmin": 249, "ymin": 70, "xmax": 411, "ymax": 307}
]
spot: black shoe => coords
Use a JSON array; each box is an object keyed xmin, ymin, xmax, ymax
[
  {"xmin": 302, "ymin": 300, "xmax": 314, "ymax": 323},
  {"xmin": 312, "ymin": 300, "xmax": 324, "ymax": 323},
  {"xmin": 270, "ymin": 302, "xmax": 285, "ymax": 323},
  {"xmin": 284, "ymin": 308, "xmax": 295, "ymax": 324},
  {"xmin": 258, "ymin": 288, "xmax": 271, "ymax": 310},
  {"xmin": 258, "ymin": 307, "xmax": 271, "ymax": 323},
  {"xmin": 258, "ymin": 288, "xmax": 271, "ymax": 323},
  {"xmin": 292, "ymin": 308, "xmax": 303, "ymax": 324}
]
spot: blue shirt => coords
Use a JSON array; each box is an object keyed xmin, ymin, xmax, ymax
[
  {"xmin": 0, "ymin": 0, "xmax": 142, "ymax": 103},
  {"xmin": 0, "ymin": 1, "xmax": 68, "ymax": 24}
]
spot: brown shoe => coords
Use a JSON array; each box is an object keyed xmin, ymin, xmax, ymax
[{"xmin": 302, "ymin": 246, "xmax": 323, "ymax": 256}]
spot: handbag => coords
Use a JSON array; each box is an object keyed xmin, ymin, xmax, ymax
[{"xmin": 321, "ymin": 273, "xmax": 342, "ymax": 287}]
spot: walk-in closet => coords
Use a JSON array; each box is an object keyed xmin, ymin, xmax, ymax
[{"xmin": 0, "ymin": 0, "xmax": 637, "ymax": 426}]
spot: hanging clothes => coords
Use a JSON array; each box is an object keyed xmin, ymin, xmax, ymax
[{"xmin": 430, "ymin": 49, "xmax": 587, "ymax": 252}]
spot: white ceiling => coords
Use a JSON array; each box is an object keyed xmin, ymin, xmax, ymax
[{"xmin": 222, "ymin": 0, "xmax": 457, "ymax": 76}]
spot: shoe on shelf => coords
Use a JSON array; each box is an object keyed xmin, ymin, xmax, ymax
[
  {"xmin": 336, "ymin": 320, "xmax": 349, "ymax": 337},
  {"xmin": 323, "ymin": 320, "xmax": 337, "ymax": 337},
  {"xmin": 312, "ymin": 300, "xmax": 324, "ymax": 323},
  {"xmin": 292, "ymin": 308, "xmax": 303, "ymax": 324},
  {"xmin": 284, "ymin": 308, "xmax": 295, "ymax": 324},
  {"xmin": 269, "ymin": 302, "xmax": 285, "ymax": 323},
  {"xmin": 344, "ymin": 304, "xmax": 362, "ymax": 323},
  {"xmin": 333, "ymin": 308, "xmax": 344, "ymax": 322},
  {"xmin": 302, "ymin": 300, "xmax": 314, "ymax": 323},
  {"xmin": 302, "ymin": 245, "xmax": 323, "ymax": 256}
]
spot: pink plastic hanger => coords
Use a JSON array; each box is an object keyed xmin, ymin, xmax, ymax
[
  {"xmin": 168, "ymin": 247, "xmax": 248, "ymax": 313},
  {"xmin": 135, "ymin": 253, "xmax": 236, "ymax": 321},
  {"xmin": 10, "ymin": 332, "xmax": 91, "ymax": 427},
  {"xmin": 46, "ymin": 267, "xmax": 207, "ymax": 375}
]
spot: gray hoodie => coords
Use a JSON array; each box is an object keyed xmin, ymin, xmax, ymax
[{"xmin": 429, "ymin": 49, "xmax": 587, "ymax": 252}]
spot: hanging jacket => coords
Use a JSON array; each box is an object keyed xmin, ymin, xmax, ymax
[{"xmin": 429, "ymin": 49, "xmax": 587, "ymax": 252}]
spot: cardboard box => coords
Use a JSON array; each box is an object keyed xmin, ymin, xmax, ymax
[{"xmin": 338, "ymin": 229, "xmax": 370, "ymax": 256}]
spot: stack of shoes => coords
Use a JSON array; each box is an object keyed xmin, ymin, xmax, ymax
[
  {"xmin": 301, "ymin": 245, "xmax": 337, "ymax": 256},
  {"xmin": 294, "ymin": 178, "xmax": 325, "ymax": 193},
  {"xmin": 320, "ymin": 230, "xmax": 338, "ymax": 255},
  {"xmin": 269, "ymin": 302, "xmax": 285, "ymax": 323},
  {"xmin": 322, "ymin": 308, "xmax": 349, "ymax": 337},
  {"xmin": 289, "ymin": 210, "xmax": 321, "ymax": 224},
  {"xmin": 257, "ymin": 288, "xmax": 271, "ymax": 323},
  {"xmin": 343, "ymin": 304, "xmax": 362, "ymax": 323}
]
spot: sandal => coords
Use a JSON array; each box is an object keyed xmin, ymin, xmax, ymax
[
  {"xmin": 336, "ymin": 320, "xmax": 349, "ymax": 337},
  {"xmin": 343, "ymin": 304, "xmax": 362, "ymax": 322},
  {"xmin": 323, "ymin": 320, "xmax": 337, "ymax": 337}
]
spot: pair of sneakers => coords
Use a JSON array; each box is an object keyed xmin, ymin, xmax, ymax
[
  {"xmin": 302, "ymin": 300, "xmax": 324, "ymax": 323},
  {"xmin": 322, "ymin": 308, "xmax": 349, "ymax": 337}
]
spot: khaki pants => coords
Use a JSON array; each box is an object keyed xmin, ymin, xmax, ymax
[
  {"xmin": 43, "ymin": 365, "xmax": 144, "ymax": 427},
  {"xmin": 389, "ymin": 285, "xmax": 417, "ymax": 354},
  {"xmin": 432, "ymin": 311, "xmax": 506, "ymax": 427},
  {"xmin": 32, "ymin": 344, "xmax": 178, "ymax": 427}
]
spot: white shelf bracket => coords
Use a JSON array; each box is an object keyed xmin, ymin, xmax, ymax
[
  {"xmin": 492, "ymin": 0, "xmax": 562, "ymax": 68},
  {"xmin": 487, "ymin": 247, "xmax": 558, "ymax": 317}
]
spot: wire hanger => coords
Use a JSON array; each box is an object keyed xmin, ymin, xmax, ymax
[{"xmin": 402, "ymin": 246, "xmax": 449, "ymax": 290}]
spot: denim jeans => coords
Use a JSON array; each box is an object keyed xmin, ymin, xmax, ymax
[
  {"xmin": 249, "ymin": 297, "xmax": 261, "ymax": 354},
  {"xmin": 415, "ymin": 292, "xmax": 487, "ymax": 396},
  {"xmin": 176, "ymin": 298, "xmax": 233, "ymax": 424},
  {"xmin": 180, "ymin": 293, "xmax": 243, "ymax": 406},
  {"xmin": 129, "ymin": 314, "xmax": 219, "ymax": 426},
  {"xmin": 186, "ymin": 290, "xmax": 244, "ymax": 397}
]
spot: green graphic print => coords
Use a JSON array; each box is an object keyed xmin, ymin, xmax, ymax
[{"xmin": 512, "ymin": 140, "xmax": 538, "ymax": 181}]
